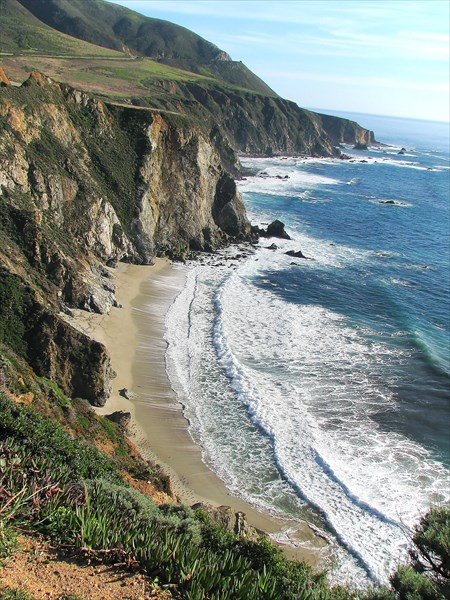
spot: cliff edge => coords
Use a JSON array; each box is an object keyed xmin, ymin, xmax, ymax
[{"xmin": 0, "ymin": 71, "xmax": 250, "ymax": 404}]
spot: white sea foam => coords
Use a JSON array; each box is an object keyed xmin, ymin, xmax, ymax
[
  {"xmin": 213, "ymin": 262, "xmax": 450, "ymax": 582},
  {"xmin": 165, "ymin": 248, "xmax": 450, "ymax": 586},
  {"xmin": 238, "ymin": 167, "xmax": 341, "ymax": 197},
  {"xmin": 164, "ymin": 150, "xmax": 449, "ymax": 587}
]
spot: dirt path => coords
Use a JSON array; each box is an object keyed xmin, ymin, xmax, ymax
[{"xmin": 0, "ymin": 535, "xmax": 170, "ymax": 600}]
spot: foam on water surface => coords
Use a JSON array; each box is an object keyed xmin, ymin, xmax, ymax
[
  {"xmin": 164, "ymin": 124, "xmax": 450, "ymax": 587},
  {"xmin": 165, "ymin": 249, "xmax": 449, "ymax": 585}
]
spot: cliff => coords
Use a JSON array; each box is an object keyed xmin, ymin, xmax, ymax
[
  {"xmin": 315, "ymin": 111, "xmax": 376, "ymax": 145},
  {"xmin": 137, "ymin": 80, "xmax": 343, "ymax": 158},
  {"xmin": 3, "ymin": 0, "xmax": 377, "ymax": 160},
  {"xmin": 0, "ymin": 71, "xmax": 250, "ymax": 404}
]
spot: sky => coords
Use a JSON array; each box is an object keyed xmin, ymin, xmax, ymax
[{"xmin": 109, "ymin": 0, "xmax": 450, "ymax": 122}]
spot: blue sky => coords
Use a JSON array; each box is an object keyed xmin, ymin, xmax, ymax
[{"xmin": 109, "ymin": 0, "xmax": 450, "ymax": 122}]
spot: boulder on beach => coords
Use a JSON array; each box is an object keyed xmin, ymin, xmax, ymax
[
  {"xmin": 267, "ymin": 243, "xmax": 278, "ymax": 250},
  {"xmin": 105, "ymin": 411, "xmax": 132, "ymax": 431}
]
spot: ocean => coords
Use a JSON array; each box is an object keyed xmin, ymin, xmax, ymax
[{"xmin": 164, "ymin": 112, "xmax": 450, "ymax": 587}]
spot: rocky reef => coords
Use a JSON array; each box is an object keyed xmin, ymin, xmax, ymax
[{"xmin": 0, "ymin": 71, "xmax": 250, "ymax": 404}]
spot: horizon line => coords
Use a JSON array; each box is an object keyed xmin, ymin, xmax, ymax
[{"xmin": 309, "ymin": 107, "xmax": 450, "ymax": 125}]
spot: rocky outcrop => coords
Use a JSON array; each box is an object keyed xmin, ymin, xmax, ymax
[
  {"xmin": 134, "ymin": 81, "xmax": 342, "ymax": 158},
  {"xmin": 192, "ymin": 503, "xmax": 263, "ymax": 541},
  {"xmin": 253, "ymin": 220, "xmax": 291, "ymax": 240},
  {"xmin": 285, "ymin": 249, "xmax": 309, "ymax": 259},
  {"xmin": 128, "ymin": 110, "xmax": 251, "ymax": 259},
  {"xmin": 0, "ymin": 72, "xmax": 250, "ymax": 405},
  {"xmin": 0, "ymin": 269, "xmax": 113, "ymax": 406},
  {"xmin": 0, "ymin": 67, "xmax": 11, "ymax": 87},
  {"xmin": 29, "ymin": 311, "xmax": 114, "ymax": 407},
  {"xmin": 315, "ymin": 112, "xmax": 376, "ymax": 146},
  {"xmin": 105, "ymin": 410, "xmax": 132, "ymax": 430}
]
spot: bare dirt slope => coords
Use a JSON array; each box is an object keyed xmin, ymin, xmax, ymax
[{"xmin": 0, "ymin": 535, "xmax": 170, "ymax": 600}]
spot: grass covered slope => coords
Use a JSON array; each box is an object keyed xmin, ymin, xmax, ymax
[
  {"xmin": 14, "ymin": 0, "xmax": 277, "ymax": 96},
  {"xmin": 2, "ymin": 0, "xmax": 374, "ymax": 157},
  {"xmin": 0, "ymin": 0, "xmax": 125, "ymax": 57}
]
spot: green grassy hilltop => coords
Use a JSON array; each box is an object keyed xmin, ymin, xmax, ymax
[{"xmin": 0, "ymin": 0, "xmax": 374, "ymax": 157}]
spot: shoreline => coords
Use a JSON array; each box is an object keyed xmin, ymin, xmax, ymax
[{"xmin": 69, "ymin": 259, "xmax": 328, "ymax": 568}]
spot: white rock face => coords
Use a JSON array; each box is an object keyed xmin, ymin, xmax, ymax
[{"xmin": 0, "ymin": 73, "xmax": 249, "ymax": 311}]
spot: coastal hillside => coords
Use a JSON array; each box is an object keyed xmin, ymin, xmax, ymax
[
  {"xmin": 0, "ymin": 69, "xmax": 357, "ymax": 600},
  {"xmin": 1, "ymin": 0, "xmax": 375, "ymax": 158},
  {"xmin": 1, "ymin": 1, "xmax": 449, "ymax": 599},
  {"xmin": 0, "ymin": 70, "xmax": 249, "ymax": 405},
  {"xmin": 13, "ymin": 0, "xmax": 278, "ymax": 95}
]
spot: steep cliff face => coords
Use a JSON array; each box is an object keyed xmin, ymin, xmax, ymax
[
  {"xmin": 133, "ymin": 81, "xmax": 339, "ymax": 156},
  {"xmin": 130, "ymin": 80, "xmax": 374, "ymax": 158},
  {"xmin": 121, "ymin": 108, "xmax": 249, "ymax": 257},
  {"xmin": 314, "ymin": 112, "xmax": 376, "ymax": 146},
  {"xmin": 0, "ymin": 72, "xmax": 249, "ymax": 404}
]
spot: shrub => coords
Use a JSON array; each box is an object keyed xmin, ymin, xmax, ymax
[
  {"xmin": 0, "ymin": 589, "xmax": 35, "ymax": 600},
  {"xmin": 0, "ymin": 394, "xmax": 120, "ymax": 483},
  {"xmin": 390, "ymin": 506, "xmax": 450, "ymax": 600}
]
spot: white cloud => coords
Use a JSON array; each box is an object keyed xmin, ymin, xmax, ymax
[
  {"xmin": 108, "ymin": 0, "xmax": 447, "ymax": 32},
  {"xmin": 214, "ymin": 26, "xmax": 449, "ymax": 62},
  {"xmin": 265, "ymin": 69, "xmax": 449, "ymax": 93}
]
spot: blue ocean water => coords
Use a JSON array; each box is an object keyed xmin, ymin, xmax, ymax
[{"xmin": 165, "ymin": 113, "xmax": 450, "ymax": 586}]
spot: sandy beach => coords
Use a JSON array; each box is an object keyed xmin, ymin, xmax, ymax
[{"xmin": 68, "ymin": 259, "xmax": 328, "ymax": 567}]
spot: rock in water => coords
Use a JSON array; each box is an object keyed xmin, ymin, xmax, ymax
[
  {"xmin": 285, "ymin": 249, "xmax": 307, "ymax": 259},
  {"xmin": 266, "ymin": 220, "xmax": 291, "ymax": 239}
]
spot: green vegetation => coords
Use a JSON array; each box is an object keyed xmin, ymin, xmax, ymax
[
  {"xmin": 14, "ymin": 0, "xmax": 275, "ymax": 95},
  {"xmin": 0, "ymin": 270, "xmax": 38, "ymax": 357},
  {"xmin": 0, "ymin": 589, "xmax": 34, "ymax": 600},
  {"xmin": 38, "ymin": 377, "xmax": 71, "ymax": 409},
  {"xmin": 0, "ymin": 394, "xmax": 120, "ymax": 482},
  {"xmin": 0, "ymin": 0, "xmax": 125, "ymax": 57},
  {"xmin": 390, "ymin": 507, "xmax": 450, "ymax": 599}
]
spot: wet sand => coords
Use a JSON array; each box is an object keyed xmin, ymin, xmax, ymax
[{"xmin": 68, "ymin": 259, "xmax": 328, "ymax": 567}]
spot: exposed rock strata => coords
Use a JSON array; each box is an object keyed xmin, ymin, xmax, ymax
[
  {"xmin": 130, "ymin": 80, "xmax": 375, "ymax": 159},
  {"xmin": 0, "ymin": 72, "xmax": 250, "ymax": 405},
  {"xmin": 315, "ymin": 112, "xmax": 376, "ymax": 146}
]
